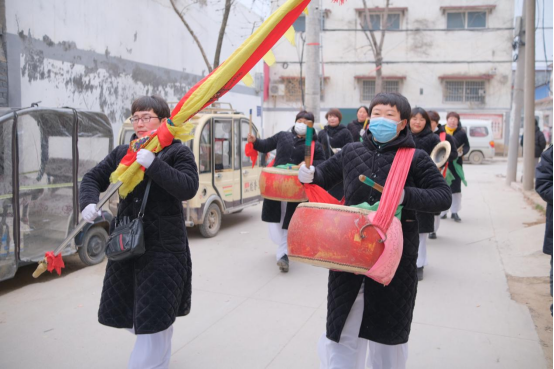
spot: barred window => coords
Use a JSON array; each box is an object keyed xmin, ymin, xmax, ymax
[
  {"xmin": 360, "ymin": 13, "xmax": 401, "ymax": 30},
  {"xmin": 444, "ymin": 81, "xmax": 485, "ymax": 103},
  {"xmin": 284, "ymin": 78, "xmax": 325, "ymax": 102},
  {"xmin": 447, "ymin": 11, "xmax": 486, "ymax": 29},
  {"xmin": 360, "ymin": 80, "xmax": 400, "ymax": 101}
]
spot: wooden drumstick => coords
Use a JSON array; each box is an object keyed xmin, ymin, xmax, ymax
[
  {"xmin": 304, "ymin": 120, "xmax": 314, "ymax": 167},
  {"xmin": 359, "ymin": 175, "xmax": 384, "ymax": 193},
  {"xmin": 249, "ymin": 109, "xmax": 252, "ymax": 135},
  {"xmin": 362, "ymin": 118, "xmax": 369, "ymax": 131}
]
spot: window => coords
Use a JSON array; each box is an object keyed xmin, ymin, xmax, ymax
[
  {"xmin": 360, "ymin": 13, "xmax": 401, "ymax": 30},
  {"xmin": 469, "ymin": 126, "xmax": 488, "ymax": 137},
  {"xmin": 214, "ymin": 120, "xmax": 232, "ymax": 171},
  {"xmin": 447, "ymin": 11, "xmax": 486, "ymax": 29},
  {"xmin": 293, "ymin": 14, "xmax": 325, "ymax": 33},
  {"xmin": 241, "ymin": 120, "xmax": 258, "ymax": 167},
  {"xmin": 284, "ymin": 78, "xmax": 325, "ymax": 102},
  {"xmin": 444, "ymin": 81, "xmax": 486, "ymax": 103},
  {"xmin": 199, "ymin": 121, "xmax": 211, "ymax": 173},
  {"xmin": 234, "ymin": 120, "xmax": 241, "ymax": 170},
  {"xmin": 360, "ymin": 80, "xmax": 401, "ymax": 101}
]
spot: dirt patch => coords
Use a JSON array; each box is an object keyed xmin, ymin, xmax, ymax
[{"xmin": 507, "ymin": 275, "xmax": 552, "ymax": 368}]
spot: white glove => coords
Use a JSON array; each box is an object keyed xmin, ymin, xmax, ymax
[
  {"xmin": 399, "ymin": 190, "xmax": 405, "ymax": 205},
  {"xmin": 136, "ymin": 149, "xmax": 155, "ymax": 169},
  {"xmin": 298, "ymin": 164, "xmax": 315, "ymax": 184},
  {"xmin": 82, "ymin": 204, "xmax": 101, "ymax": 223},
  {"xmin": 360, "ymin": 128, "xmax": 365, "ymax": 137}
]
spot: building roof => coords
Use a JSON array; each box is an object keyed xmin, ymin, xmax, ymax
[
  {"xmin": 354, "ymin": 7, "xmax": 408, "ymax": 13},
  {"xmin": 438, "ymin": 74, "xmax": 495, "ymax": 80},
  {"xmin": 439, "ymin": 5, "xmax": 496, "ymax": 13}
]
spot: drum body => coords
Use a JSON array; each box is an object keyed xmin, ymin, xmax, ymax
[
  {"xmin": 259, "ymin": 167, "xmax": 308, "ymax": 202},
  {"xmin": 288, "ymin": 203, "xmax": 385, "ymax": 274}
]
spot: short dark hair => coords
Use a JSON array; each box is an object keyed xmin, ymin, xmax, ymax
[
  {"xmin": 296, "ymin": 110, "xmax": 315, "ymax": 122},
  {"xmin": 131, "ymin": 95, "xmax": 171, "ymax": 119},
  {"xmin": 410, "ymin": 107, "xmax": 431, "ymax": 128},
  {"xmin": 357, "ymin": 106, "xmax": 369, "ymax": 115},
  {"xmin": 446, "ymin": 111, "xmax": 460, "ymax": 122},
  {"xmin": 325, "ymin": 108, "xmax": 343, "ymax": 123},
  {"xmin": 427, "ymin": 110, "xmax": 441, "ymax": 123},
  {"xmin": 369, "ymin": 93, "xmax": 411, "ymax": 121}
]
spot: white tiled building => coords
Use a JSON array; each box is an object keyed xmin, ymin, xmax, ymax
[{"xmin": 263, "ymin": 0, "xmax": 514, "ymax": 144}]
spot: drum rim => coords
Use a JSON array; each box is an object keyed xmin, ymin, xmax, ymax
[
  {"xmin": 260, "ymin": 195, "xmax": 307, "ymax": 202},
  {"xmin": 297, "ymin": 202, "xmax": 373, "ymax": 215},
  {"xmin": 261, "ymin": 167, "xmax": 300, "ymax": 175},
  {"xmin": 289, "ymin": 255, "xmax": 368, "ymax": 274}
]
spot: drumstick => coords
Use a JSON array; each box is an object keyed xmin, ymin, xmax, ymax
[
  {"xmin": 304, "ymin": 120, "xmax": 314, "ymax": 167},
  {"xmin": 359, "ymin": 175, "xmax": 384, "ymax": 193},
  {"xmin": 249, "ymin": 109, "xmax": 252, "ymax": 135},
  {"xmin": 362, "ymin": 118, "xmax": 369, "ymax": 131}
]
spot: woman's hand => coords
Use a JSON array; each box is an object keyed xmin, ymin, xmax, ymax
[
  {"xmin": 82, "ymin": 204, "xmax": 101, "ymax": 223},
  {"xmin": 247, "ymin": 133, "xmax": 257, "ymax": 143},
  {"xmin": 136, "ymin": 149, "xmax": 155, "ymax": 169}
]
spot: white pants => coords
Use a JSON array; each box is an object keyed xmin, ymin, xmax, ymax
[
  {"xmin": 416, "ymin": 233, "xmax": 428, "ymax": 268},
  {"xmin": 441, "ymin": 192, "xmax": 462, "ymax": 216},
  {"xmin": 317, "ymin": 284, "xmax": 408, "ymax": 369},
  {"xmin": 268, "ymin": 201, "xmax": 288, "ymax": 261},
  {"xmin": 433, "ymin": 215, "xmax": 441, "ymax": 232},
  {"xmin": 128, "ymin": 325, "xmax": 173, "ymax": 369}
]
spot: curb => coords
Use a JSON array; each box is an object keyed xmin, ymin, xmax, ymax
[{"xmin": 509, "ymin": 181, "xmax": 548, "ymax": 214}]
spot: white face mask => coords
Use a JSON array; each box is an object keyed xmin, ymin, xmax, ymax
[{"xmin": 295, "ymin": 122, "xmax": 307, "ymax": 136}]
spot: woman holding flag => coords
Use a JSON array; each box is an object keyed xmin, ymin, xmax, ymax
[{"xmin": 247, "ymin": 111, "xmax": 326, "ymax": 272}]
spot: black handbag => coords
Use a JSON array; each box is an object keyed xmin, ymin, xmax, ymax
[{"xmin": 105, "ymin": 179, "xmax": 152, "ymax": 261}]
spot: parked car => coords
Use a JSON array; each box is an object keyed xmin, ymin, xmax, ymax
[
  {"xmin": 0, "ymin": 107, "xmax": 114, "ymax": 281},
  {"xmin": 115, "ymin": 102, "xmax": 263, "ymax": 238},
  {"xmin": 458, "ymin": 119, "xmax": 495, "ymax": 164}
]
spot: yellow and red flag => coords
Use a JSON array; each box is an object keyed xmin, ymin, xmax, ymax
[{"xmin": 110, "ymin": 0, "xmax": 312, "ymax": 197}]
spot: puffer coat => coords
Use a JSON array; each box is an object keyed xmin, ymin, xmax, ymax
[
  {"xmin": 412, "ymin": 125, "xmax": 441, "ymax": 233},
  {"xmin": 312, "ymin": 128, "xmax": 451, "ymax": 345},
  {"xmin": 253, "ymin": 129, "xmax": 326, "ymax": 229},
  {"xmin": 449, "ymin": 124, "xmax": 470, "ymax": 194},
  {"xmin": 79, "ymin": 140, "xmax": 199, "ymax": 334},
  {"xmin": 318, "ymin": 125, "xmax": 354, "ymax": 159},
  {"xmin": 347, "ymin": 119, "xmax": 365, "ymax": 142},
  {"xmin": 536, "ymin": 146, "xmax": 553, "ymax": 255}
]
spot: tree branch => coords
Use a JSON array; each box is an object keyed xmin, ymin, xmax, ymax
[
  {"xmin": 378, "ymin": 0, "xmax": 390, "ymax": 51},
  {"xmin": 213, "ymin": 0, "xmax": 233, "ymax": 69},
  {"xmin": 169, "ymin": 0, "xmax": 213, "ymax": 73}
]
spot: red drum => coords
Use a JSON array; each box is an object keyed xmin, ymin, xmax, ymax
[
  {"xmin": 259, "ymin": 167, "xmax": 308, "ymax": 202},
  {"xmin": 287, "ymin": 203, "xmax": 387, "ymax": 274}
]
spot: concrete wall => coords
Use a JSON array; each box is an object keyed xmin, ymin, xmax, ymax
[
  {"xmin": 263, "ymin": 0, "xmax": 514, "ymax": 140},
  {"xmin": 6, "ymin": 0, "xmax": 264, "ymax": 134}
]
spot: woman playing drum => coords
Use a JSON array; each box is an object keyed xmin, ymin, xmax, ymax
[
  {"xmin": 247, "ymin": 111, "xmax": 326, "ymax": 273},
  {"xmin": 298, "ymin": 93, "xmax": 451, "ymax": 369}
]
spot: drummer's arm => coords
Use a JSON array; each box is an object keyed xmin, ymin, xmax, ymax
[
  {"xmin": 402, "ymin": 151, "xmax": 452, "ymax": 214},
  {"xmin": 313, "ymin": 150, "xmax": 344, "ymax": 190},
  {"xmin": 253, "ymin": 132, "xmax": 279, "ymax": 153}
]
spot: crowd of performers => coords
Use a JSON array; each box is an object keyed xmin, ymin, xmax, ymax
[{"xmin": 248, "ymin": 92, "xmax": 471, "ymax": 368}]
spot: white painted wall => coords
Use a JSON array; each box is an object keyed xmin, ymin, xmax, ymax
[
  {"xmin": 7, "ymin": 0, "xmax": 265, "ymax": 134},
  {"xmin": 263, "ymin": 0, "xmax": 515, "ymax": 140}
]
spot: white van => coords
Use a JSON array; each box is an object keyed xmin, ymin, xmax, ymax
[{"xmin": 458, "ymin": 119, "xmax": 495, "ymax": 164}]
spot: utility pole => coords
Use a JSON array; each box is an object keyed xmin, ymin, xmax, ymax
[
  {"xmin": 522, "ymin": 0, "xmax": 536, "ymax": 190},
  {"xmin": 305, "ymin": 0, "xmax": 321, "ymax": 123},
  {"xmin": 506, "ymin": 3, "xmax": 526, "ymax": 185}
]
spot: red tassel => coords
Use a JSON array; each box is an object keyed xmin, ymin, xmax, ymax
[
  {"xmin": 244, "ymin": 142, "xmax": 259, "ymax": 169},
  {"xmin": 45, "ymin": 251, "xmax": 65, "ymax": 276},
  {"xmin": 304, "ymin": 184, "xmax": 344, "ymax": 204}
]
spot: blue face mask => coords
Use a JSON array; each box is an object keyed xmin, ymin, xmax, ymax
[{"xmin": 369, "ymin": 117, "xmax": 402, "ymax": 143}]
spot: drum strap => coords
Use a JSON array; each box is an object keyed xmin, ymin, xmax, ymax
[{"xmin": 372, "ymin": 148, "xmax": 415, "ymax": 233}]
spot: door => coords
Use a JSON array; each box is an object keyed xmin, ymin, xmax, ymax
[
  {"xmin": 240, "ymin": 119, "xmax": 262, "ymax": 203},
  {"xmin": 213, "ymin": 118, "xmax": 235, "ymax": 209}
]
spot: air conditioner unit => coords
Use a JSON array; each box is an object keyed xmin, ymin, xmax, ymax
[{"xmin": 269, "ymin": 83, "xmax": 285, "ymax": 96}]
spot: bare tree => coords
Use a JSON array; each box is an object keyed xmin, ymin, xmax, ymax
[
  {"xmin": 170, "ymin": 0, "xmax": 234, "ymax": 73},
  {"xmin": 361, "ymin": 0, "xmax": 390, "ymax": 94}
]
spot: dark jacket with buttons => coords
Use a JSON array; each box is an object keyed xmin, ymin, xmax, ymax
[
  {"xmin": 347, "ymin": 119, "xmax": 365, "ymax": 142},
  {"xmin": 312, "ymin": 128, "xmax": 451, "ymax": 345},
  {"xmin": 449, "ymin": 124, "xmax": 470, "ymax": 194},
  {"xmin": 318, "ymin": 125, "xmax": 354, "ymax": 159},
  {"xmin": 253, "ymin": 129, "xmax": 326, "ymax": 229},
  {"xmin": 412, "ymin": 125, "xmax": 441, "ymax": 233},
  {"xmin": 536, "ymin": 146, "xmax": 553, "ymax": 255},
  {"xmin": 79, "ymin": 140, "xmax": 199, "ymax": 334}
]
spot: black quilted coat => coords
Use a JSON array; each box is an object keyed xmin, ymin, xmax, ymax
[
  {"xmin": 435, "ymin": 124, "xmax": 458, "ymax": 163},
  {"xmin": 347, "ymin": 119, "xmax": 365, "ymax": 142},
  {"xmin": 536, "ymin": 146, "xmax": 553, "ymax": 255},
  {"xmin": 253, "ymin": 130, "xmax": 325, "ymax": 229},
  {"xmin": 312, "ymin": 129, "xmax": 451, "ymax": 345},
  {"xmin": 79, "ymin": 140, "xmax": 199, "ymax": 334},
  {"xmin": 449, "ymin": 124, "xmax": 470, "ymax": 194},
  {"xmin": 412, "ymin": 125, "xmax": 441, "ymax": 233},
  {"xmin": 318, "ymin": 125, "xmax": 354, "ymax": 159}
]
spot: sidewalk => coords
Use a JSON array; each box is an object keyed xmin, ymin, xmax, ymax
[{"xmin": 0, "ymin": 158, "xmax": 550, "ymax": 369}]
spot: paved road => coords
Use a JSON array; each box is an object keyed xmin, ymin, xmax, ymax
[{"xmin": 0, "ymin": 158, "xmax": 549, "ymax": 369}]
